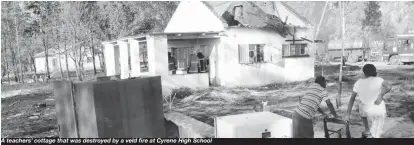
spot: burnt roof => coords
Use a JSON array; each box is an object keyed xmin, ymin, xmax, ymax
[{"xmin": 202, "ymin": 1, "xmax": 289, "ymax": 37}]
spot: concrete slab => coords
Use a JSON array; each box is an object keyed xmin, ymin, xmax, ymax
[{"xmin": 164, "ymin": 112, "xmax": 214, "ymax": 138}]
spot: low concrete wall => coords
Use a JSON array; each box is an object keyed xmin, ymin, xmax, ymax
[
  {"xmin": 159, "ymin": 73, "xmax": 209, "ymax": 96},
  {"xmin": 284, "ymin": 57, "xmax": 315, "ymax": 82},
  {"xmin": 222, "ymin": 63, "xmax": 286, "ymax": 87},
  {"xmin": 164, "ymin": 112, "xmax": 214, "ymax": 138}
]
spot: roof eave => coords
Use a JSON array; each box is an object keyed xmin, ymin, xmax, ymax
[
  {"xmin": 279, "ymin": 2, "xmax": 314, "ymax": 28},
  {"xmin": 200, "ymin": 1, "xmax": 229, "ymax": 28}
]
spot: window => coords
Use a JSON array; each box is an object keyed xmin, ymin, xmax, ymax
[
  {"xmin": 282, "ymin": 43, "xmax": 309, "ymax": 57},
  {"xmin": 238, "ymin": 44, "xmax": 265, "ymax": 64},
  {"xmin": 169, "ymin": 46, "xmax": 212, "ymax": 75},
  {"xmin": 52, "ymin": 59, "xmax": 57, "ymax": 66},
  {"xmin": 171, "ymin": 47, "xmax": 191, "ymax": 69},
  {"xmin": 139, "ymin": 42, "xmax": 149, "ymax": 72}
]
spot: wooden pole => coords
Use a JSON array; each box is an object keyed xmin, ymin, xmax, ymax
[
  {"xmin": 337, "ymin": 1, "xmax": 346, "ymax": 109},
  {"xmin": 313, "ymin": 1, "xmax": 329, "ymax": 76},
  {"xmin": 14, "ymin": 2, "xmax": 24, "ymax": 83}
]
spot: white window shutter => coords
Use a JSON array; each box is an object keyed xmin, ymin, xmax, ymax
[
  {"xmin": 276, "ymin": 45, "xmax": 282, "ymax": 59},
  {"xmin": 304, "ymin": 44, "xmax": 309, "ymax": 55},
  {"xmin": 282, "ymin": 44, "xmax": 290, "ymax": 56},
  {"xmin": 238, "ymin": 45, "xmax": 243, "ymax": 63},
  {"xmin": 272, "ymin": 44, "xmax": 282, "ymax": 63},
  {"xmin": 238, "ymin": 44, "xmax": 249, "ymax": 64},
  {"xmin": 248, "ymin": 44, "xmax": 256, "ymax": 63},
  {"xmin": 264, "ymin": 43, "xmax": 272, "ymax": 62}
]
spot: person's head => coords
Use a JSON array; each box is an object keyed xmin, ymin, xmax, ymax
[
  {"xmin": 315, "ymin": 76, "xmax": 327, "ymax": 88},
  {"xmin": 362, "ymin": 64, "xmax": 377, "ymax": 77},
  {"xmin": 168, "ymin": 52, "xmax": 172, "ymax": 57}
]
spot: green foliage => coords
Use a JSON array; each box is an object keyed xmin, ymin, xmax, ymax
[{"xmin": 362, "ymin": 1, "xmax": 382, "ymax": 33}]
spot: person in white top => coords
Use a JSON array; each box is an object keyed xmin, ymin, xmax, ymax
[{"xmin": 345, "ymin": 64, "xmax": 392, "ymax": 138}]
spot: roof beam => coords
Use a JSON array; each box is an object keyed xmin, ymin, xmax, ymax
[
  {"xmin": 102, "ymin": 35, "xmax": 147, "ymax": 45},
  {"xmin": 167, "ymin": 33, "xmax": 221, "ymax": 40}
]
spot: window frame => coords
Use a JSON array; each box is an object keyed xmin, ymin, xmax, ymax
[
  {"xmin": 139, "ymin": 42, "xmax": 149, "ymax": 72},
  {"xmin": 282, "ymin": 43, "xmax": 310, "ymax": 58},
  {"xmin": 52, "ymin": 59, "xmax": 58, "ymax": 66},
  {"xmin": 169, "ymin": 46, "xmax": 211, "ymax": 75},
  {"xmin": 238, "ymin": 44, "xmax": 266, "ymax": 64}
]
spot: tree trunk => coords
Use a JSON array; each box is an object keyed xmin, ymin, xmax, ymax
[
  {"xmin": 57, "ymin": 27, "xmax": 64, "ymax": 80},
  {"xmin": 42, "ymin": 27, "xmax": 51, "ymax": 81},
  {"xmin": 10, "ymin": 39, "xmax": 18, "ymax": 83},
  {"xmin": 6, "ymin": 40, "xmax": 11, "ymax": 84},
  {"xmin": 74, "ymin": 59, "xmax": 80, "ymax": 80},
  {"xmin": 16, "ymin": 12, "xmax": 24, "ymax": 83},
  {"xmin": 91, "ymin": 34, "xmax": 97, "ymax": 75},
  {"xmin": 43, "ymin": 36, "xmax": 50, "ymax": 81},
  {"xmin": 29, "ymin": 35, "xmax": 37, "ymax": 83},
  {"xmin": 97, "ymin": 52, "xmax": 103, "ymax": 72},
  {"xmin": 64, "ymin": 38, "xmax": 70, "ymax": 80},
  {"xmin": 362, "ymin": 26, "xmax": 372, "ymax": 63},
  {"xmin": 1, "ymin": 37, "xmax": 5, "ymax": 84},
  {"xmin": 31, "ymin": 54, "xmax": 37, "ymax": 82},
  {"xmin": 2, "ymin": 30, "xmax": 11, "ymax": 84},
  {"xmin": 78, "ymin": 43, "xmax": 82, "ymax": 81},
  {"xmin": 73, "ymin": 29, "xmax": 82, "ymax": 81},
  {"xmin": 58, "ymin": 50, "xmax": 64, "ymax": 79},
  {"xmin": 100, "ymin": 46, "xmax": 105, "ymax": 73}
]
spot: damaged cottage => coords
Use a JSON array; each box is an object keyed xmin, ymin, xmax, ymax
[{"xmin": 102, "ymin": 1, "xmax": 319, "ymax": 95}]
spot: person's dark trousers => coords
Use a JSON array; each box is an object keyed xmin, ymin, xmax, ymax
[{"xmin": 292, "ymin": 111, "xmax": 314, "ymax": 138}]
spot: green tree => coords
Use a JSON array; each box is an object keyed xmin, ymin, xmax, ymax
[{"xmin": 361, "ymin": 1, "xmax": 382, "ymax": 61}]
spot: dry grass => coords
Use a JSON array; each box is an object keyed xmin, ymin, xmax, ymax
[
  {"xmin": 170, "ymin": 65, "xmax": 414, "ymax": 138},
  {"xmin": 1, "ymin": 64, "xmax": 413, "ymax": 138}
]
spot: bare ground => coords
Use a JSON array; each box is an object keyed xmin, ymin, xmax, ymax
[
  {"xmin": 1, "ymin": 64, "xmax": 413, "ymax": 138},
  {"xmin": 170, "ymin": 64, "xmax": 414, "ymax": 138},
  {"xmin": 1, "ymin": 83, "xmax": 58, "ymax": 138}
]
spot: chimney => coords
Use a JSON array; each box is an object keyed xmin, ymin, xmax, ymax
[{"xmin": 233, "ymin": 5, "xmax": 243, "ymax": 21}]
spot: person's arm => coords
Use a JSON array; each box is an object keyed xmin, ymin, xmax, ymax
[
  {"xmin": 318, "ymin": 107, "xmax": 329, "ymax": 118},
  {"xmin": 346, "ymin": 92, "xmax": 357, "ymax": 121},
  {"xmin": 346, "ymin": 81, "xmax": 359, "ymax": 121},
  {"xmin": 375, "ymin": 80, "xmax": 392, "ymax": 105},
  {"xmin": 318, "ymin": 91, "xmax": 330, "ymax": 118}
]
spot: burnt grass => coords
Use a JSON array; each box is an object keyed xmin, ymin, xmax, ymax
[
  {"xmin": 172, "ymin": 65, "xmax": 414, "ymax": 137},
  {"xmin": 1, "ymin": 91, "xmax": 58, "ymax": 138},
  {"xmin": 1, "ymin": 65, "xmax": 413, "ymax": 138}
]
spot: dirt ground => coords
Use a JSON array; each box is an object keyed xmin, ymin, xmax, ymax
[
  {"xmin": 171, "ymin": 63, "xmax": 414, "ymax": 138},
  {"xmin": 1, "ymin": 63, "xmax": 413, "ymax": 138},
  {"xmin": 1, "ymin": 83, "xmax": 57, "ymax": 138}
]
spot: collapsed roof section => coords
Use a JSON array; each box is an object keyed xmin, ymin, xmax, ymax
[{"xmin": 202, "ymin": 1, "xmax": 289, "ymax": 37}]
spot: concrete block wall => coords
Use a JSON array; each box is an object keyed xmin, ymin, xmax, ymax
[
  {"xmin": 52, "ymin": 81, "xmax": 78, "ymax": 138},
  {"xmin": 53, "ymin": 76, "xmax": 165, "ymax": 138},
  {"xmin": 164, "ymin": 112, "xmax": 214, "ymax": 138}
]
